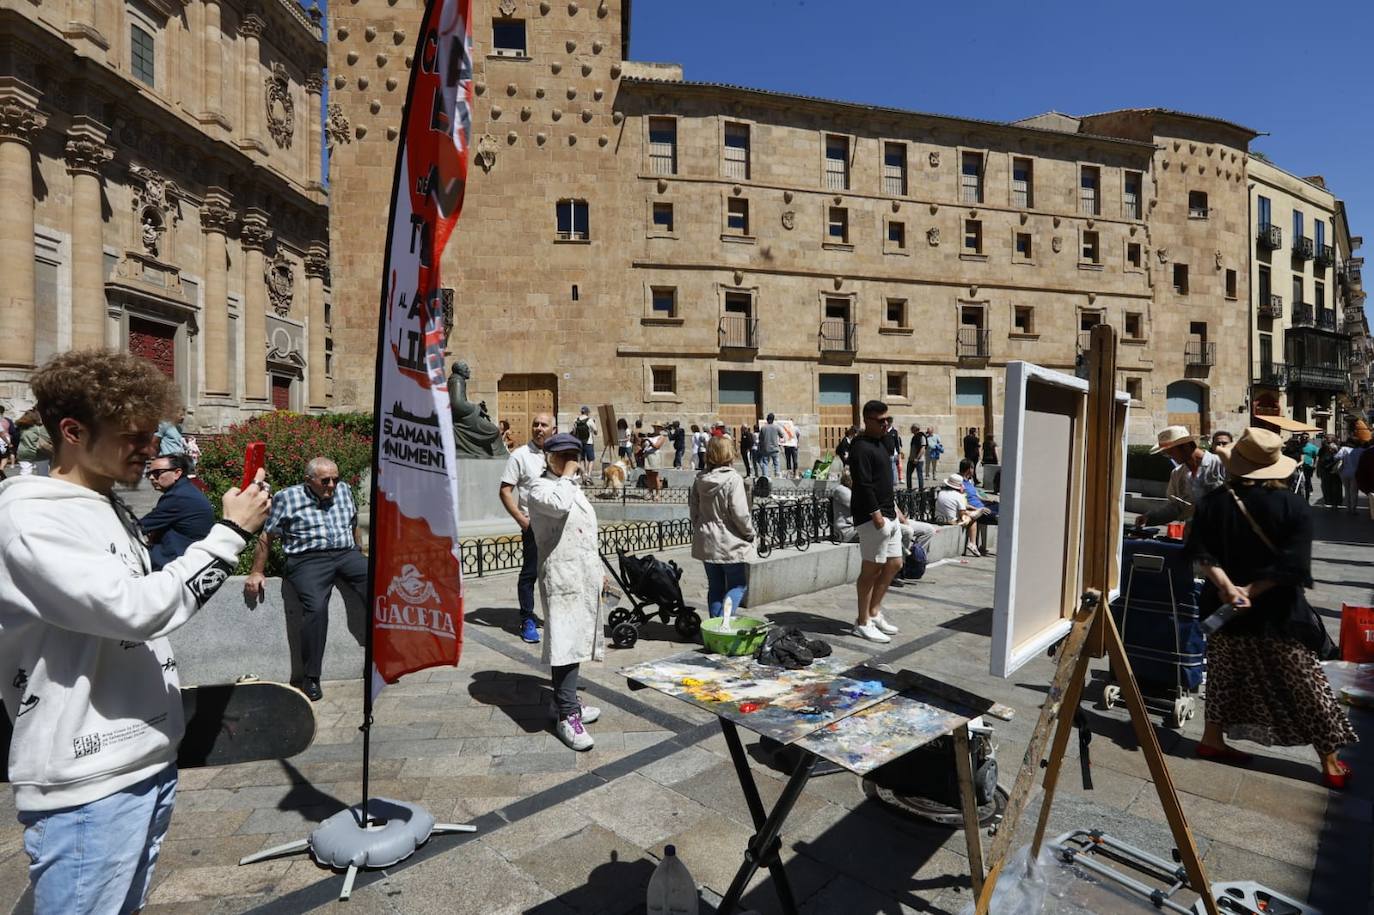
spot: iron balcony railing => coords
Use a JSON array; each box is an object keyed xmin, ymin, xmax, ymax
[
  {"xmin": 1185, "ymin": 341, "xmax": 1216, "ymax": 367},
  {"xmin": 1257, "ymin": 223, "xmax": 1282, "ymax": 250},
  {"xmin": 1292, "ymin": 302, "xmax": 1314, "ymax": 327},
  {"xmin": 1189, "ymin": 205, "xmax": 1210, "ymax": 219},
  {"xmin": 719, "ymin": 315, "xmax": 760, "ymax": 349},
  {"xmin": 957, "ymin": 327, "xmax": 990, "ymax": 359},
  {"xmin": 819, "ymin": 319, "xmax": 858, "ymax": 353},
  {"xmin": 1341, "ymin": 262, "xmax": 1363, "ymax": 286},
  {"xmin": 1293, "ymin": 236, "xmax": 1314, "ymax": 260},
  {"xmin": 1258, "ymin": 294, "xmax": 1283, "ymax": 319},
  {"xmin": 1255, "ymin": 361, "xmax": 1288, "ymax": 387},
  {"xmin": 1287, "ymin": 364, "xmax": 1348, "ymax": 391},
  {"xmin": 1317, "ymin": 309, "xmax": 1337, "ymax": 331},
  {"xmin": 1315, "ymin": 245, "xmax": 1335, "ymax": 269}
]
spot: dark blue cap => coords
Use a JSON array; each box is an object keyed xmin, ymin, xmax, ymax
[{"xmin": 543, "ymin": 432, "xmax": 583, "ymax": 454}]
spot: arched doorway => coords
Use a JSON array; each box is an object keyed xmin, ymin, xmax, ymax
[{"xmin": 1166, "ymin": 381, "xmax": 1208, "ymax": 435}]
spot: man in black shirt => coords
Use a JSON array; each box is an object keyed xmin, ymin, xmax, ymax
[
  {"xmin": 849, "ymin": 400, "xmax": 909, "ymax": 643},
  {"xmin": 906, "ymin": 424, "xmax": 927, "ymax": 491},
  {"xmin": 834, "ymin": 425, "xmax": 857, "ymax": 467}
]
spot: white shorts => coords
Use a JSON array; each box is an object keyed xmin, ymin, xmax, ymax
[{"xmin": 858, "ymin": 516, "xmax": 904, "ymax": 563}]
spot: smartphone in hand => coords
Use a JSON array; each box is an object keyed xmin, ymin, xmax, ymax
[{"xmin": 240, "ymin": 441, "xmax": 266, "ymax": 491}]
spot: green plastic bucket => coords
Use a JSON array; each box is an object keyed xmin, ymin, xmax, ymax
[{"xmin": 699, "ymin": 616, "xmax": 770, "ymax": 656}]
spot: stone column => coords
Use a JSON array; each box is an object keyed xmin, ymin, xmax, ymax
[
  {"xmin": 239, "ymin": 208, "xmax": 272, "ymax": 402},
  {"xmin": 200, "ymin": 0, "xmax": 225, "ymax": 123},
  {"xmin": 304, "ymin": 74, "xmax": 323, "ymax": 188},
  {"xmin": 64, "ymin": 117, "xmax": 113, "ymax": 351},
  {"xmin": 0, "ymin": 79, "xmax": 47, "ymax": 371},
  {"xmin": 238, "ymin": 13, "xmax": 266, "ymax": 150},
  {"xmin": 304, "ymin": 242, "xmax": 328, "ymax": 410},
  {"xmin": 200, "ymin": 188, "xmax": 236, "ymax": 396}
]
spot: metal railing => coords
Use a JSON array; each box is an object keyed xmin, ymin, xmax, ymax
[
  {"xmin": 957, "ymin": 327, "xmax": 990, "ymax": 359},
  {"xmin": 1185, "ymin": 341, "xmax": 1216, "ymax": 367},
  {"xmin": 1288, "ymin": 364, "xmax": 1348, "ymax": 390},
  {"xmin": 1317, "ymin": 309, "xmax": 1337, "ymax": 331},
  {"xmin": 819, "ymin": 319, "xmax": 858, "ymax": 353},
  {"xmin": 1292, "ymin": 302, "xmax": 1314, "ymax": 327},
  {"xmin": 719, "ymin": 315, "xmax": 760, "ymax": 349},
  {"xmin": 1254, "ymin": 361, "xmax": 1288, "ymax": 387},
  {"xmin": 1257, "ymin": 223, "xmax": 1282, "ymax": 250},
  {"xmin": 1316, "ymin": 245, "xmax": 1335, "ymax": 268},
  {"xmin": 1293, "ymin": 236, "xmax": 1314, "ymax": 260},
  {"xmin": 1189, "ymin": 206, "xmax": 1210, "ymax": 219},
  {"xmin": 1341, "ymin": 262, "xmax": 1362, "ymax": 286},
  {"xmin": 1258, "ymin": 294, "xmax": 1283, "ymax": 319}
]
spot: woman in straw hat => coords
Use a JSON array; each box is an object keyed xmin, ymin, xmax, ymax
[{"xmin": 1187, "ymin": 427, "xmax": 1356, "ymax": 789}]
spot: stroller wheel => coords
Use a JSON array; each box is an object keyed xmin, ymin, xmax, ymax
[
  {"xmin": 607, "ymin": 607, "xmax": 631, "ymax": 629},
  {"xmin": 675, "ymin": 610, "xmax": 702, "ymax": 639},
  {"xmin": 611, "ymin": 622, "xmax": 639, "ymax": 648}
]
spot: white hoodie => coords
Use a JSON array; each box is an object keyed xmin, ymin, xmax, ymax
[{"xmin": 0, "ymin": 476, "xmax": 245, "ymax": 812}]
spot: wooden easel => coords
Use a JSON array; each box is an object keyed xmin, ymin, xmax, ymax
[{"xmin": 975, "ymin": 325, "xmax": 1220, "ymax": 915}]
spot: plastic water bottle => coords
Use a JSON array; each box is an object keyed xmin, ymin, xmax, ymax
[{"xmin": 646, "ymin": 844, "xmax": 698, "ymax": 915}]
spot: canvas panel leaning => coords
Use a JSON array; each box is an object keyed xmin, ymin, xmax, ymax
[{"xmin": 991, "ymin": 361, "xmax": 1129, "ymax": 678}]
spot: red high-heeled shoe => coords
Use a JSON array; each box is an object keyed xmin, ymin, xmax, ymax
[
  {"xmin": 1196, "ymin": 743, "xmax": 1252, "ymax": 765},
  {"xmin": 1322, "ymin": 762, "xmax": 1352, "ymax": 790}
]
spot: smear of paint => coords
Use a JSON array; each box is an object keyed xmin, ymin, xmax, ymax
[{"xmin": 739, "ymin": 702, "xmax": 760, "ymax": 713}]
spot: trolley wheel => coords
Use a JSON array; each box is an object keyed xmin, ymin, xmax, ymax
[
  {"xmin": 1102, "ymin": 684, "xmax": 1121, "ymax": 710},
  {"xmin": 756, "ymin": 538, "xmax": 772, "ymax": 559},
  {"xmin": 1170, "ymin": 698, "xmax": 1194, "ymax": 729},
  {"xmin": 675, "ymin": 610, "xmax": 702, "ymax": 640},
  {"xmin": 607, "ymin": 608, "xmax": 631, "ymax": 629},
  {"xmin": 629, "ymin": 607, "xmax": 649, "ymax": 627},
  {"xmin": 610, "ymin": 622, "xmax": 639, "ymax": 649},
  {"xmin": 795, "ymin": 529, "xmax": 810, "ymax": 551}
]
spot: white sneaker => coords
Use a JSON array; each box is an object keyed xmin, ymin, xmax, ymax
[
  {"xmin": 852, "ymin": 621, "xmax": 892, "ymax": 643},
  {"xmin": 873, "ymin": 614, "xmax": 899, "ymax": 635},
  {"xmin": 579, "ymin": 705, "xmax": 601, "ymax": 725},
  {"xmin": 556, "ymin": 713, "xmax": 594, "ymax": 751}
]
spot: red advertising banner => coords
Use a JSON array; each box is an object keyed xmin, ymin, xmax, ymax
[{"xmin": 368, "ymin": 0, "xmax": 473, "ymax": 684}]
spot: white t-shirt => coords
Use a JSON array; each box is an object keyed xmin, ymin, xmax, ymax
[
  {"xmin": 1338, "ymin": 446, "xmax": 1363, "ymax": 481},
  {"xmin": 617, "ymin": 425, "xmax": 629, "ymax": 447},
  {"xmin": 935, "ymin": 488, "xmax": 968, "ymax": 524},
  {"xmin": 693, "ymin": 431, "xmax": 708, "ymax": 453},
  {"xmin": 500, "ymin": 443, "xmax": 545, "ymax": 515}
]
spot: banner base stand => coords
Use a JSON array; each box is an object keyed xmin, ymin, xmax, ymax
[{"xmin": 238, "ymin": 797, "xmax": 476, "ymax": 901}]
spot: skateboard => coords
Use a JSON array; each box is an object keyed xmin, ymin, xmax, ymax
[{"xmin": 0, "ymin": 678, "xmax": 317, "ymax": 779}]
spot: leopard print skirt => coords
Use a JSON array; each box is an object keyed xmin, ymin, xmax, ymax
[{"xmin": 1206, "ymin": 631, "xmax": 1358, "ymax": 757}]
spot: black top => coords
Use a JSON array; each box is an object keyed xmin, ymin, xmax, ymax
[
  {"xmin": 1185, "ymin": 482, "xmax": 1314, "ymax": 637},
  {"xmin": 984, "ymin": 441, "xmax": 999, "ymax": 464},
  {"xmin": 909, "ymin": 431, "xmax": 926, "ymax": 455},
  {"xmin": 835, "ymin": 434, "xmax": 852, "ymax": 464},
  {"xmin": 963, "ymin": 433, "xmax": 981, "ymax": 463},
  {"xmin": 849, "ymin": 435, "xmax": 896, "ymax": 521},
  {"xmin": 884, "ymin": 428, "xmax": 901, "ymax": 456},
  {"xmin": 139, "ymin": 476, "xmax": 215, "ymax": 571}
]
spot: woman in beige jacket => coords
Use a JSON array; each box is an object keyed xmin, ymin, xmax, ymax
[{"xmin": 688, "ymin": 436, "xmax": 756, "ymax": 618}]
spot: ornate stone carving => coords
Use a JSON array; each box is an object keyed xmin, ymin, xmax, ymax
[
  {"xmin": 440, "ymin": 288, "xmax": 455, "ymax": 345},
  {"xmin": 200, "ymin": 193, "xmax": 237, "ymax": 234},
  {"xmin": 781, "ymin": 210, "xmax": 796, "ymax": 231},
  {"xmin": 0, "ymin": 94, "xmax": 46, "ymax": 144},
  {"xmin": 64, "ymin": 134, "xmax": 113, "ymax": 175},
  {"xmin": 1214, "ymin": 250, "xmax": 1223, "ymax": 270},
  {"xmin": 1051, "ymin": 236, "xmax": 1063, "ymax": 253},
  {"xmin": 239, "ymin": 13, "xmax": 266, "ymax": 38},
  {"xmin": 325, "ymin": 103, "xmax": 351, "ymax": 151},
  {"xmin": 304, "ymin": 244, "xmax": 329, "ymax": 279},
  {"xmin": 265, "ymin": 251, "xmax": 295, "ymax": 316},
  {"xmin": 926, "ymin": 227, "xmax": 940, "ymax": 247},
  {"xmin": 475, "ymin": 134, "xmax": 498, "ymax": 172},
  {"xmin": 1156, "ymin": 247, "xmax": 1169, "ymax": 264},
  {"xmin": 240, "ymin": 210, "xmax": 273, "ymax": 251},
  {"xmin": 928, "ymin": 151, "xmax": 940, "ymax": 168},
  {"xmin": 129, "ymin": 165, "xmax": 182, "ymax": 256},
  {"xmin": 499, "ymin": 0, "xmax": 517, "ymax": 14},
  {"xmin": 265, "ymin": 63, "xmax": 295, "ymax": 149},
  {"xmin": 304, "ymin": 74, "xmax": 324, "ymax": 95}
]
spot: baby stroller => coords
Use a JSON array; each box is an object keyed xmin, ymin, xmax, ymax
[{"xmin": 601, "ymin": 550, "xmax": 702, "ymax": 649}]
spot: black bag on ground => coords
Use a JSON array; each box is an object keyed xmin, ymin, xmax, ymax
[
  {"xmin": 901, "ymin": 541, "xmax": 928, "ymax": 581},
  {"xmin": 755, "ymin": 626, "xmax": 831, "ymax": 669}
]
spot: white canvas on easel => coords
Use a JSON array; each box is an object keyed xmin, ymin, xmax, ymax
[{"xmin": 991, "ymin": 362, "xmax": 1129, "ymax": 678}]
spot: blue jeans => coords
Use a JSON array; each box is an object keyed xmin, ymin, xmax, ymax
[
  {"xmin": 19, "ymin": 764, "xmax": 177, "ymax": 914},
  {"xmin": 759, "ymin": 452, "xmax": 780, "ymax": 478},
  {"xmin": 704, "ymin": 561, "xmax": 749, "ymax": 618}
]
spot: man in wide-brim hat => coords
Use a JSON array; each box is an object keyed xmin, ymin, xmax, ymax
[
  {"xmin": 1135, "ymin": 424, "xmax": 1226, "ymax": 530},
  {"xmin": 1214, "ymin": 427, "xmax": 1298, "ymax": 480}
]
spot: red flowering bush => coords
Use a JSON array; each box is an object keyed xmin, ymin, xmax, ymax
[{"xmin": 199, "ymin": 411, "xmax": 373, "ymax": 574}]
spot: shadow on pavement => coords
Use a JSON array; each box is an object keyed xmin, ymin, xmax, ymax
[
  {"xmin": 525, "ymin": 846, "xmax": 657, "ymax": 914},
  {"xmin": 467, "ymin": 669, "xmax": 552, "ymax": 734}
]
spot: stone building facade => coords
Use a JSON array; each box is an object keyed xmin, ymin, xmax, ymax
[
  {"xmin": 1246, "ymin": 159, "xmax": 1357, "ymax": 429},
  {"xmin": 0, "ymin": 0, "xmax": 330, "ymax": 429},
  {"xmin": 330, "ymin": 0, "xmax": 1268, "ymax": 456}
]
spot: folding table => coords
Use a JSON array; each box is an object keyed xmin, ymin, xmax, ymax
[{"xmin": 621, "ymin": 650, "xmax": 1000, "ymax": 915}]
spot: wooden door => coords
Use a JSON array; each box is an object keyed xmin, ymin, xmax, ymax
[
  {"xmin": 955, "ymin": 376, "xmax": 991, "ymax": 444},
  {"xmin": 717, "ymin": 370, "xmax": 761, "ymax": 432},
  {"xmin": 818, "ymin": 373, "xmax": 858, "ymax": 454},
  {"xmin": 498, "ymin": 373, "xmax": 558, "ymax": 447},
  {"xmin": 1166, "ymin": 381, "xmax": 1206, "ymax": 436},
  {"xmin": 271, "ymin": 376, "xmax": 292, "ymax": 411},
  {"xmin": 128, "ymin": 317, "xmax": 176, "ymax": 378}
]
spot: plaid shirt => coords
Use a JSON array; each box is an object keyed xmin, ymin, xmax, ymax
[{"xmin": 264, "ymin": 481, "xmax": 358, "ymax": 554}]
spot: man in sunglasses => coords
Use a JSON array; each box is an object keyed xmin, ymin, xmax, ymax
[
  {"xmin": 244, "ymin": 456, "xmax": 364, "ymax": 701},
  {"xmin": 139, "ymin": 453, "xmax": 214, "ymax": 570}
]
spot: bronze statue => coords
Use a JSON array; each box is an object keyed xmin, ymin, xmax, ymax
[{"xmin": 448, "ymin": 361, "xmax": 508, "ymax": 458}]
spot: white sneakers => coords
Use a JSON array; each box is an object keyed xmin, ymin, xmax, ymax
[
  {"xmin": 872, "ymin": 614, "xmax": 899, "ymax": 635},
  {"xmin": 852, "ymin": 621, "xmax": 892, "ymax": 643},
  {"xmin": 579, "ymin": 705, "xmax": 601, "ymax": 725},
  {"xmin": 556, "ymin": 713, "xmax": 594, "ymax": 751}
]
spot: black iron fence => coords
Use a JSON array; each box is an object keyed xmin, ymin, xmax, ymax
[{"xmin": 458, "ymin": 487, "xmax": 943, "ymax": 578}]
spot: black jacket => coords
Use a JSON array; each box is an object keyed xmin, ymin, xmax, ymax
[{"xmin": 140, "ymin": 476, "xmax": 215, "ymax": 571}]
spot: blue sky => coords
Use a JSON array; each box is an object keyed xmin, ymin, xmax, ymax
[{"xmin": 626, "ymin": 0, "xmax": 1373, "ymax": 318}]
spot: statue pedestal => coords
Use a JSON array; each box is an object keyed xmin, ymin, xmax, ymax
[{"xmin": 455, "ymin": 458, "xmax": 518, "ymax": 535}]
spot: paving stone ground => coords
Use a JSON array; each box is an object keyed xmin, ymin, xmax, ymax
[{"xmin": 3, "ymin": 501, "xmax": 1373, "ymax": 914}]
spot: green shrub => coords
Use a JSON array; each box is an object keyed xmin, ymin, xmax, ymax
[
  {"xmin": 317, "ymin": 411, "xmax": 375, "ymax": 440},
  {"xmin": 198, "ymin": 411, "xmax": 373, "ymax": 575},
  {"xmin": 1125, "ymin": 444, "xmax": 1173, "ymax": 483}
]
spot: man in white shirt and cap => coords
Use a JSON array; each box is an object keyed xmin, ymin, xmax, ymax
[{"xmin": 1135, "ymin": 425, "xmax": 1225, "ymax": 529}]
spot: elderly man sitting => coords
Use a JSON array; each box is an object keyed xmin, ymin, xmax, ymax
[{"xmin": 1134, "ymin": 425, "xmax": 1225, "ymax": 531}]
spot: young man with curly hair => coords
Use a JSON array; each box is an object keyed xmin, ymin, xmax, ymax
[{"xmin": 0, "ymin": 350, "xmax": 271, "ymax": 915}]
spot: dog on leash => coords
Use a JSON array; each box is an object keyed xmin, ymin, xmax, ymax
[{"xmin": 602, "ymin": 460, "xmax": 629, "ymax": 497}]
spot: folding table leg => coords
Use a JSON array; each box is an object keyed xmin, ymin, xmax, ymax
[{"xmin": 718, "ymin": 719, "xmax": 817, "ymax": 915}]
